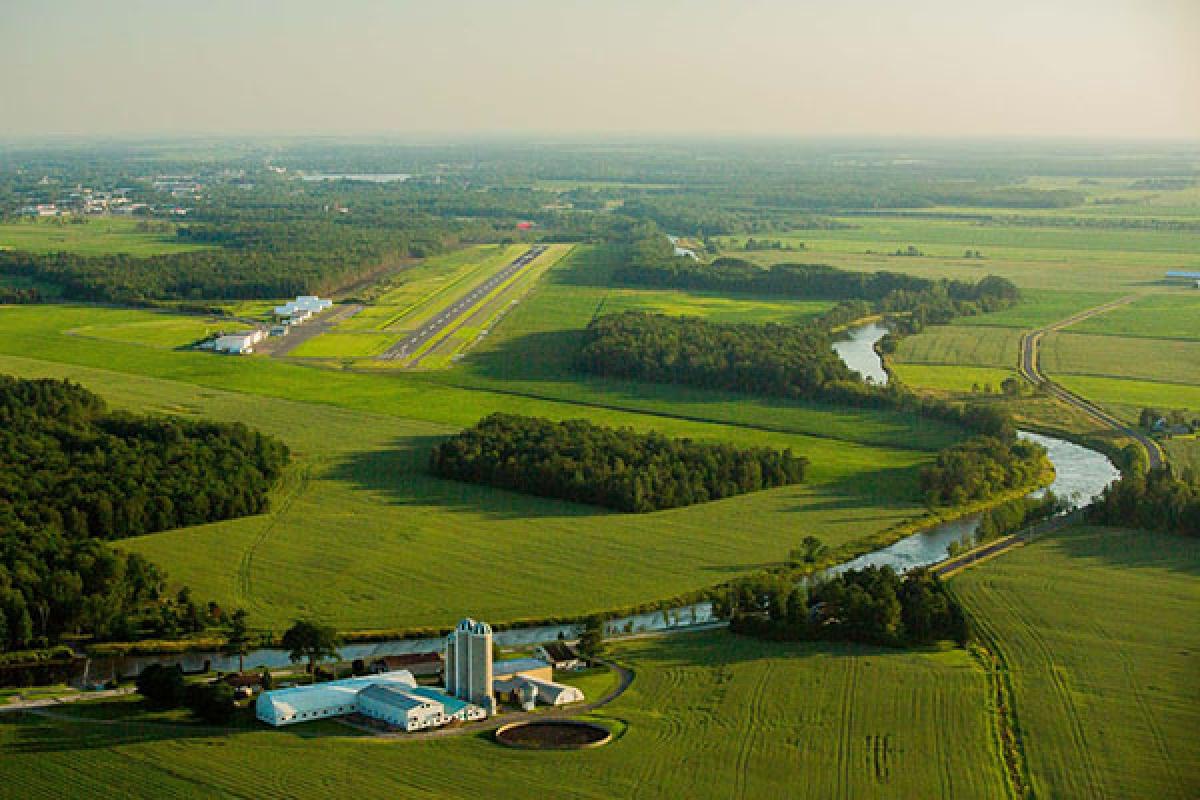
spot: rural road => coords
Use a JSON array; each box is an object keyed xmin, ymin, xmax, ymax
[
  {"xmin": 1018, "ymin": 296, "xmax": 1166, "ymax": 470},
  {"xmin": 0, "ymin": 686, "xmax": 134, "ymax": 714},
  {"xmin": 379, "ymin": 245, "xmax": 546, "ymax": 363}
]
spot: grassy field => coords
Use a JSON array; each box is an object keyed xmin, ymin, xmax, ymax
[
  {"xmin": 1065, "ymin": 292, "xmax": 1200, "ymax": 341},
  {"xmin": 893, "ymin": 325, "xmax": 1021, "ymax": 368},
  {"xmin": 890, "ymin": 364, "xmax": 1017, "ymax": 394},
  {"xmin": 1041, "ymin": 332, "xmax": 1200, "ymax": 387},
  {"xmin": 287, "ymin": 331, "xmax": 397, "ymax": 358},
  {"xmin": 0, "ymin": 217, "xmax": 210, "ymax": 256},
  {"xmin": 953, "ymin": 526, "xmax": 1200, "ymax": 800},
  {"xmin": 953, "ymin": 289, "xmax": 1124, "ymax": 330},
  {"xmin": 1055, "ymin": 375, "xmax": 1200, "ymax": 414},
  {"xmin": 0, "ymin": 301, "xmax": 957, "ymax": 632},
  {"xmin": 0, "ymin": 631, "xmax": 1008, "ymax": 799},
  {"xmin": 66, "ymin": 314, "xmax": 231, "ymax": 350}
]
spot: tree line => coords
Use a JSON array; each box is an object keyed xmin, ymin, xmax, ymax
[
  {"xmin": 429, "ymin": 412, "xmax": 808, "ymax": 513},
  {"xmin": 1088, "ymin": 467, "xmax": 1200, "ymax": 536},
  {"xmin": 719, "ymin": 566, "xmax": 968, "ymax": 647},
  {"xmin": 0, "ymin": 375, "xmax": 290, "ymax": 652}
]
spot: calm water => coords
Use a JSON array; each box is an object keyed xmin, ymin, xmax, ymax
[
  {"xmin": 86, "ymin": 323, "xmax": 1119, "ymax": 679},
  {"xmin": 832, "ymin": 321, "xmax": 890, "ymax": 385}
]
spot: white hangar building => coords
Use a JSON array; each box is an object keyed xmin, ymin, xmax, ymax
[{"xmin": 254, "ymin": 670, "xmax": 416, "ymax": 726}]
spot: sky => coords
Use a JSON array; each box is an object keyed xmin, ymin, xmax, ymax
[{"xmin": 1, "ymin": 0, "xmax": 1197, "ymax": 139}]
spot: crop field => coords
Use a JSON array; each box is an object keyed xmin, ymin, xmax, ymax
[
  {"xmin": 952, "ymin": 289, "xmax": 1123, "ymax": 330},
  {"xmin": 1055, "ymin": 375, "xmax": 1200, "ymax": 414},
  {"xmin": 1065, "ymin": 292, "xmax": 1200, "ymax": 341},
  {"xmin": 0, "ymin": 631, "xmax": 1008, "ymax": 799},
  {"xmin": 890, "ymin": 364, "xmax": 1017, "ymax": 394},
  {"xmin": 893, "ymin": 325, "xmax": 1021, "ymax": 368},
  {"xmin": 1041, "ymin": 332, "xmax": 1200, "ymax": 387},
  {"xmin": 0, "ymin": 217, "xmax": 210, "ymax": 256},
  {"xmin": 953, "ymin": 526, "xmax": 1200, "ymax": 800}
]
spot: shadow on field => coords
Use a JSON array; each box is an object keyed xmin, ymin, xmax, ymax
[
  {"xmin": 1049, "ymin": 526, "xmax": 1200, "ymax": 576},
  {"xmin": 325, "ymin": 434, "xmax": 610, "ymax": 520},
  {"xmin": 2, "ymin": 709, "xmax": 360, "ymax": 755},
  {"xmin": 467, "ymin": 329, "xmax": 584, "ymax": 383}
]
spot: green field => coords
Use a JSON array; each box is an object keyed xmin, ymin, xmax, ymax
[
  {"xmin": 953, "ymin": 526, "xmax": 1200, "ymax": 800},
  {"xmin": 287, "ymin": 331, "xmax": 398, "ymax": 358},
  {"xmin": 0, "ymin": 301, "xmax": 958, "ymax": 632},
  {"xmin": 953, "ymin": 289, "xmax": 1123, "ymax": 330},
  {"xmin": 890, "ymin": 364, "xmax": 1018, "ymax": 394},
  {"xmin": 894, "ymin": 325, "xmax": 1021, "ymax": 368},
  {"xmin": 0, "ymin": 217, "xmax": 210, "ymax": 256},
  {"xmin": 1041, "ymin": 332, "xmax": 1200, "ymax": 387},
  {"xmin": 67, "ymin": 314, "xmax": 230, "ymax": 349},
  {"xmin": 0, "ymin": 631, "xmax": 1008, "ymax": 799},
  {"xmin": 1056, "ymin": 374, "xmax": 1200, "ymax": 414},
  {"xmin": 1065, "ymin": 292, "xmax": 1200, "ymax": 341}
]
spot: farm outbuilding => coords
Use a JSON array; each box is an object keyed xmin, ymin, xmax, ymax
[
  {"xmin": 535, "ymin": 641, "xmax": 585, "ymax": 670},
  {"xmin": 254, "ymin": 670, "xmax": 416, "ymax": 727},
  {"xmin": 356, "ymin": 684, "xmax": 446, "ymax": 731}
]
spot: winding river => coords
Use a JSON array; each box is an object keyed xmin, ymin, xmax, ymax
[{"xmin": 88, "ymin": 324, "xmax": 1119, "ymax": 679}]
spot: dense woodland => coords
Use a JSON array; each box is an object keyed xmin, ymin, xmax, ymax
[
  {"xmin": 0, "ymin": 375, "xmax": 289, "ymax": 651},
  {"xmin": 430, "ymin": 413, "xmax": 808, "ymax": 512},
  {"xmin": 918, "ymin": 435, "xmax": 1049, "ymax": 506},
  {"xmin": 721, "ymin": 566, "xmax": 968, "ymax": 647},
  {"xmin": 1088, "ymin": 468, "xmax": 1200, "ymax": 536}
]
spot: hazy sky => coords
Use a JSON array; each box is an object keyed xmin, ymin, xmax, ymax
[{"xmin": 2, "ymin": 0, "xmax": 1197, "ymax": 138}]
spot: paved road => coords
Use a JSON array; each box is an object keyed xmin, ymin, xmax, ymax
[
  {"xmin": 1018, "ymin": 295, "xmax": 1166, "ymax": 470},
  {"xmin": 379, "ymin": 245, "xmax": 547, "ymax": 362}
]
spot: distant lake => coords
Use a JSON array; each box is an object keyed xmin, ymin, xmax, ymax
[{"xmin": 300, "ymin": 173, "xmax": 412, "ymax": 183}]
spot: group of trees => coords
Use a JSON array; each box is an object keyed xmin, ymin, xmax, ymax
[
  {"xmin": 135, "ymin": 663, "xmax": 237, "ymax": 723},
  {"xmin": 0, "ymin": 375, "xmax": 289, "ymax": 652},
  {"xmin": 918, "ymin": 435, "xmax": 1049, "ymax": 507},
  {"xmin": 1089, "ymin": 468, "xmax": 1200, "ymax": 536},
  {"xmin": 578, "ymin": 311, "xmax": 856, "ymax": 400},
  {"xmin": 721, "ymin": 566, "xmax": 968, "ymax": 647},
  {"xmin": 430, "ymin": 413, "xmax": 808, "ymax": 513}
]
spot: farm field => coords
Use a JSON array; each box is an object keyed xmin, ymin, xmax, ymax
[
  {"xmin": 893, "ymin": 325, "xmax": 1021, "ymax": 368},
  {"xmin": 953, "ymin": 526, "xmax": 1200, "ymax": 800},
  {"xmin": 952, "ymin": 289, "xmax": 1123, "ymax": 330},
  {"xmin": 890, "ymin": 364, "xmax": 1017, "ymax": 394},
  {"xmin": 1041, "ymin": 332, "xmax": 1200, "ymax": 387},
  {"xmin": 1055, "ymin": 375, "xmax": 1200, "ymax": 414},
  {"xmin": 1065, "ymin": 292, "xmax": 1200, "ymax": 341},
  {"xmin": 0, "ymin": 631, "xmax": 1008, "ymax": 800},
  {"xmin": 0, "ymin": 217, "xmax": 210, "ymax": 256}
]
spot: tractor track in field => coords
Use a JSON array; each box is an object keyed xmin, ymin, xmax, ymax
[{"xmin": 1018, "ymin": 295, "xmax": 1166, "ymax": 470}]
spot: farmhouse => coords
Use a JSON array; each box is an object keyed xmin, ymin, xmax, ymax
[
  {"xmin": 535, "ymin": 641, "xmax": 585, "ymax": 670},
  {"xmin": 371, "ymin": 651, "xmax": 443, "ymax": 678}
]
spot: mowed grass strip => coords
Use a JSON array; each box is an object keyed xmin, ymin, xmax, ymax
[
  {"xmin": 894, "ymin": 325, "xmax": 1022, "ymax": 368},
  {"xmin": 0, "ymin": 218, "xmax": 211, "ymax": 256},
  {"xmin": 1041, "ymin": 331, "xmax": 1200, "ymax": 387},
  {"xmin": 952, "ymin": 526, "xmax": 1200, "ymax": 800},
  {"xmin": 287, "ymin": 331, "xmax": 398, "ymax": 358},
  {"xmin": 0, "ymin": 632, "xmax": 1008, "ymax": 800},
  {"xmin": 1065, "ymin": 292, "xmax": 1200, "ymax": 341}
]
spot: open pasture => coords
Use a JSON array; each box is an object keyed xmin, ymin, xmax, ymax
[
  {"xmin": 1041, "ymin": 332, "xmax": 1200, "ymax": 387},
  {"xmin": 952, "ymin": 289, "xmax": 1123, "ymax": 330},
  {"xmin": 1055, "ymin": 374, "xmax": 1200, "ymax": 414},
  {"xmin": 0, "ymin": 631, "xmax": 1007, "ymax": 800},
  {"xmin": 952, "ymin": 526, "xmax": 1200, "ymax": 800},
  {"xmin": 1064, "ymin": 292, "xmax": 1200, "ymax": 341},
  {"xmin": 890, "ymin": 364, "xmax": 1017, "ymax": 394},
  {"xmin": 893, "ymin": 325, "xmax": 1021, "ymax": 368},
  {"xmin": 0, "ymin": 217, "xmax": 210, "ymax": 256},
  {"xmin": 66, "ymin": 313, "xmax": 229, "ymax": 350}
]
